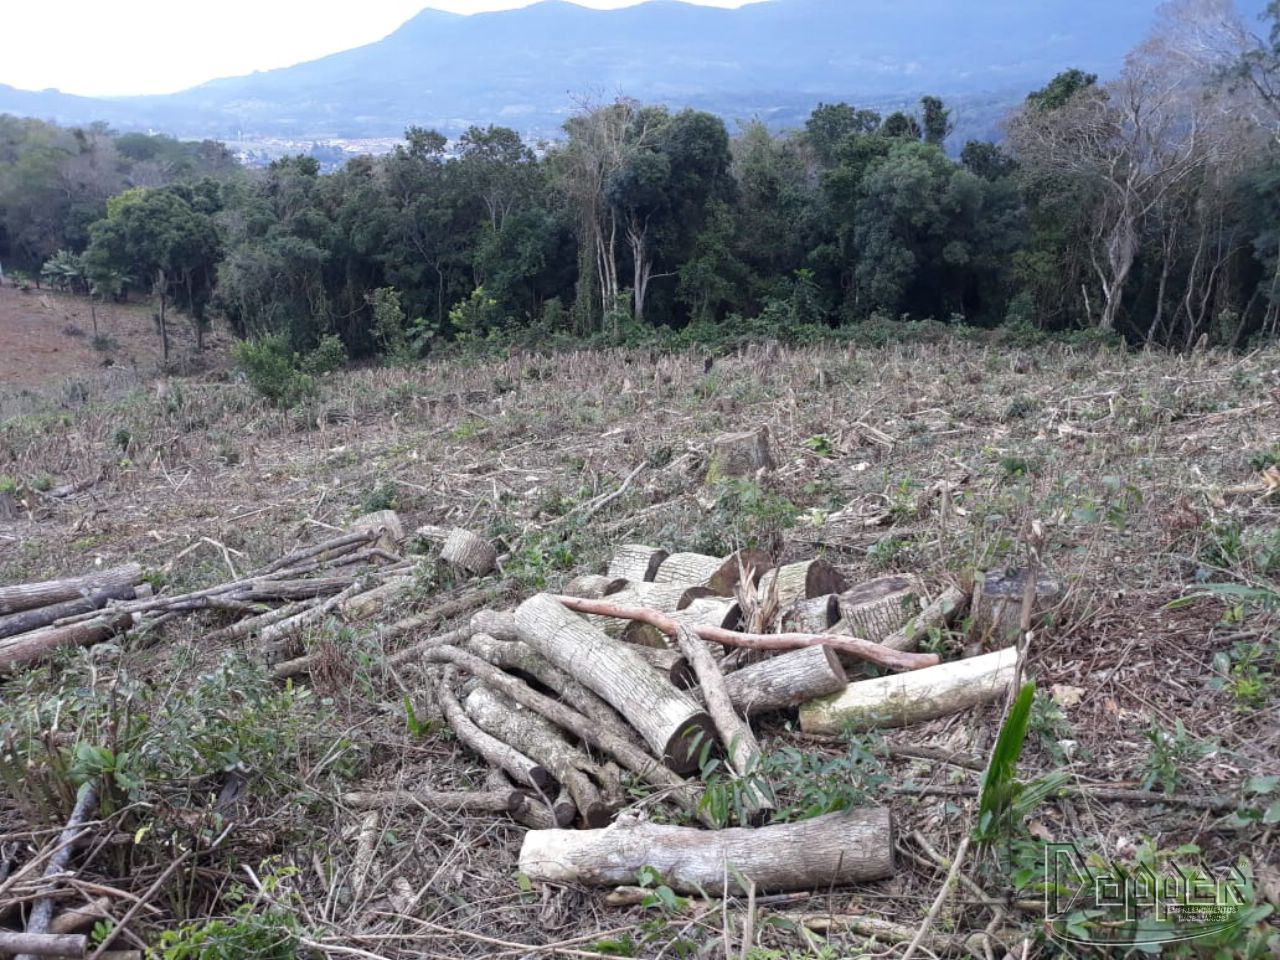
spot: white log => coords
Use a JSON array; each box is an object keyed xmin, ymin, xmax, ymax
[
  {"xmin": 835, "ymin": 575, "xmax": 921, "ymax": 643},
  {"xmin": 757, "ymin": 560, "xmax": 846, "ymax": 608},
  {"xmin": 721, "ymin": 646, "xmax": 847, "ymax": 716},
  {"xmin": 606, "ymin": 544, "xmax": 669, "ymax": 582},
  {"xmin": 653, "ymin": 550, "xmax": 770, "ymax": 595}
]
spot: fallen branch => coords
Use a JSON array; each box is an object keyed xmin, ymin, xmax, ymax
[
  {"xmin": 435, "ymin": 674, "xmax": 553, "ymax": 792},
  {"xmin": 0, "ymin": 565, "xmax": 142, "ymax": 617},
  {"xmin": 15, "ymin": 784, "xmax": 99, "ymax": 960},
  {"xmin": 340, "ymin": 788, "xmax": 522, "ymax": 814}
]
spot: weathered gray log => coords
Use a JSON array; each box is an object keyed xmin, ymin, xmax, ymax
[
  {"xmin": 706, "ymin": 426, "xmax": 775, "ymax": 483},
  {"xmin": 881, "ymin": 585, "xmax": 968, "ymax": 653},
  {"xmin": 780, "ymin": 595, "xmax": 840, "ymax": 634},
  {"xmin": 971, "ymin": 569, "xmax": 1061, "ymax": 647},
  {"xmin": 339, "ymin": 576, "xmax": 413, "ymax": 620},
  {"xmin": 341, "ymin": 788, "xmax": 522, "ymax": 814},
  {"xmin": 0, "ymin": 564, "xmax": 142, "ymax": 616},
  {"xmin": 440, "ymin": 528, "xmax": 498, "ymax": 576},
  {"xmin": 470, "ymin": 609, "xmax": 519, "ymax": 641},
  {"xmin": 0, "ymin": 583, "xmax": 138, "ymax": 640},
  {"xmin": 757, "ymin": 560, "xmax": 846, "ymax": 608},
  {"xmin": 606, "ymin": 545, "xmax": 669, "ymax": 583},
  {"xmin": 485, "ymin": 769, "xmax": 570, "ymax": 829},
  {"xmin": 48, "ymin": 898, "xmax": 110, "ymax": 936},
  {"xmin": 673, "ymin": 627, "xmax": 772, "ymax": 822},
  {"xmin": 465, "ymin": 687, "xmax": 612, "ymax": 827},
  {"xmin": 467, "ymin": 634, "xmax": 636, "ymax": 745},
  {"xmin": 0, "ymin": 614, "xmax": 132, "ymax": 674},
  {"xmin": 836, "ymin": 576, "xmax": 921, "ymax": 644},
  {"xmin": 586, "ymin": 581, "xmax": 714, "ymax": 645},
  {"xmin": 0, "ymin": 931, "xmax": 89, "ymax": 958},
  {"xmin": 519, "ymin": 807, "xmax": 894, "ymax": 894},
  {"xmin": 563, "ymin": 574, "xmax": 628, "ymax": 599},
  {"xmin": 675, "ymin": 597, "xmax": 741, "ymax": 632},
  {"xmin": 799, "ymin": 647, "xmax": 1017, "ymax": 733},
  {"xmin": 653, "ymin": 550, "xmax": 770, "ymax": 595},
  {"xmin": 348, "ymin": 510, "xmax": 404, "ymax": 551},
  {"xmin": 435, "ymin": 675, "xmax": 553, "ymax": 791},
  {"xmin": 721, "ymin": 646, "xmax": 848, "ymax": 716},
  {"xmin": 629, "ymin": 644, "xmax": 695, "ymax": 688},
  {"xmin": 514, "ymin": 595, "xmax": 715, "ymax": 774}
]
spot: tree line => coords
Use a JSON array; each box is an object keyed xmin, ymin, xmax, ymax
[{"xmin": 4, "ymin": 0, "xmax": 1280, "ymax": 359}]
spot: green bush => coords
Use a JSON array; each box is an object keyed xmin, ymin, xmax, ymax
[
  {"xmin": 299, "ymin": 334, "xmax": 347, "ymax": 375},
  {"xmin": 232, "ymin": 336, "xmax": 316, "ymax": 407}
]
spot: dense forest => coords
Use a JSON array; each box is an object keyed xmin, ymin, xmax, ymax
[{"xmin": 3, "ymin": 0, "xmax": 1280, "ymax": 364}]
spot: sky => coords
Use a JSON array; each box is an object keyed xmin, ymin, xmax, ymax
[{"xmin": 2, "ymin": 0, "xmax": 767, "ymax": 98}]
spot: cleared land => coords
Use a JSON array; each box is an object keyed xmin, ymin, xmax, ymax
[{"xmin": 1, "ymin": 336, "xmax": 1278, "ymax": 956}]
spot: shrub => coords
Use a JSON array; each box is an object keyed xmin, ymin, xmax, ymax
[
  {"xmin": 232, "ymin": 336, "xmax": 316, "ymax": 407},
  {"xmin": 299, "ymin": 334, "xmax": 347, "ymax": 375}
]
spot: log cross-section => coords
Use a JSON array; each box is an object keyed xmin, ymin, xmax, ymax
[{"xmin": 514, "ymin": 594, "xmax": 715, "ymax": 774}]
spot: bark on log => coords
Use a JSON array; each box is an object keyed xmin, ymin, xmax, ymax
[
  {"xmin": 971, "ymin": 569, "xmax": 1061, "ymax": 647},
  {"xmin": 836, "ymin": 576, "xmax": 921, "ymax": 644},
  {"xmin": 519, "ymin": 807, "xmax": 894, "ymax": 894},
  {"xmin": 348, "ymin": 510, "xmax": 404, "ymax": 551},
  {"xmin": 470, "ymin": 609, "xmax": 519, "ymax": 642},
  {"xmin": 721, "ymin": 646, "xmax": 847, "ymax": 716},
  {"xmin": 484, "ymin": 769, "xmax": 566, "ymax": 829},
  {"xmin": 0, "ymin": 565, "xmax": 142, "ymax": 616},
  {"xmin": 515, "ymin": 595, "xmax": 714, "ymax": 774},
  {"xmin": 256, "ymin": 530, "xmax": 378, "ymax": 576},
  {"xmin": 440, "ymin": 528, "xmax": 498, "ymax": 577},
  {"xmin": 465, "ymin": 687, "xmax": 612, "ymax": 828},
  {"xmin": 435, "ymin": 676, "xmax": 553, "ymax": 791},
  {"xmin": 0, "ymin": 932, "xmax": 88, "ymax": 958},
  {"xmin": 706, "ymin": 426, "xmax": 775, "ymax": 483},
  {"xmin": 629, "ymin": 645, "xmax": 695, "ymax": 689},
  {"xmin": 337, "ymin": 576, "xmax": 413, "ymax": 620},
  {"xmin": 780, "ymin": 595, "xmax": 840, "ymax": 634},
  {"xmin": 799, "ymin": 647, "xmax": 1017, "ymax": 733},
  {"xmin": 340, "ymin": 788, "xmax": 521, "ymax": 814},
  {"xmin": 551, "ymin": 595, "xmax": 939, "ymax": 673},
  {"xmin": 606, "ymin": 545, "xmax": 669, "ymax": 583},
  {"xmin": 14, "ymin": 783, "xmax": 98, "ymax": 960},
  {"xmin": 467, "ymin": 634, "xmax": 634, "ymax": 744},
  {"xmin": 880, "ymin": 586, "xmax": 968, "ymax": 653},
  {"xmin": 673, "ymin": 627, "xmax": 772, "ymax": 822},
  {"xmin": 0, "ymin": 584, "xmax": 138, "ymax": 641},
  {"xmin": 0, "ymin": 614, "xmax": 131, "ymax": 674},
  {"xmin": 653, "ymin": 550, "xmax": 770, "ymax": 595},
  {"xmin": 675, "ymin": 597, "xmax": 741, "ymax": 632},
  {"xmin": 48, "ymin": 898, "xmax": 110, "ymax": 936},
  {"xmin": 563, "ymin": 575, "xmax": 628, "ymax": 600},
  {"xmin": 757, "ymin": 560, "xmax": 846, "ymax": 609}
]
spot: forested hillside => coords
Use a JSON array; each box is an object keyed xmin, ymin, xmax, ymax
[{"xmin": 4, "ymin": 0, "xmax": 1280, "ymax": 370}]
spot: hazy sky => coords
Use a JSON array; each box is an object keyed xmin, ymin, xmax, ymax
[{"xmin": 3, "ymin": 0, "xmax": 766, "ymax": 98}]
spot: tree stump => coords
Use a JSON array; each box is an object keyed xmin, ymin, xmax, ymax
[
  {"xmin": 835, "ymin": 576, "xmax": 921, "ymax": 643},
  {"xmin": 514, "ymin": 594, "xmax": 715, "ymax": 774},
  {"xmin": 349, "ymin": 510, "xmax": 404, "ymax": 552},
  {"xmin": 780, "ymin": 595, "xmax": 840, "ymax": 634},
  {"xmin": 706, "ymin": 425, "xmax": 776, "ymax": 483},
  {"xmin": 971, "ymin": 568, "xmax": 1061, "ymax": 648},
  {"xmin": 653, "ymin": 550, "xmax": 770, "ymax": 595},
  {"xmin": 606, "ymin": 544, "xmax": 669, "ymax": 583},
  {"xmin": 441, "ymin": 528, "xmax": 498, "ymax": 576},
  {"xmin": 757, "ymin": 559, "xmax": 846, "ymax": 608}
]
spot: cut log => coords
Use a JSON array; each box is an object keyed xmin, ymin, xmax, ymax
[
  {"xmin": 780, "ymin": 595, "xmax": 840, "ymax": 634},
  {"xmin": 629, "ymin": 645, "xmax": 695, "ymax": 689},
  {"xmin": 653, "ymin": 550, "xmax": 771, "ymax": 595},
  {"xmin": 673, "ymin": 627, "xmax": 772, "ymax": 822},
  {"xmin": 836, "ymin": 576, "xmax": 921, "ymax": 644},
  {"xmin": 971, "ymin": 569, "xmax": 1061, "ymax": 648},
  {"xmin": 513, "ymin": 594, "xmax": 715, "ymax": 774},
  {"xmin": 485, "ymin": 769, "xmax": 567, "ymax": 829},
  {"xmin": 341, "ymin": 788, "xmax": 522, "ymax": 814},
  {"xmin": 435, "ymin": 675, "xmax": 553, "ymax": 792},
  {"xmin": 586, "ymin": 582, "xmax": 714, "ymax": 646},
  {"xmin": 0, "ymin": 583, "xmax": 139, "ymax": 641},
  {"xmin": 48, "ymin": 898, "xmax": 110, "ymax": 936},
  {"xmin": 467, "ymin": 634, "xmax": 635, "ymax": 745},
  {"xmin": 465, "ymin": 687, "xmax": 612, "ymax": 828},
  {"xmin": 606, "ymin": 545, "xmax": 669, "ymax": 583},
  {"xmin": 440, "ymin": 528, "xmax": 498, "ymax": 577},
  {"xmin": 0, "ymin": 614, "xmax": 132, "ymax": 674},
  {"xmin": 338, "ymin": 576, "xmax": 413, "ymax": 620},
  {"xmin": 552, "ymin": 595, "xmax": 939, "ymax": 673},
  {"xmin": 674, "ymin": 597, "xmax": 741, "ymax": 632},
  {"xmin": 0, "ymin": 564, "xmax": 142, "ymax": 616},
  {"xmin": 470, "ymin": 609, "xmax": 518, "ymax": 642},
  {"xmin": 721, "ymin": 646, "xmax": 847, "ymax": 716},
  {"xmin": 799, "ymin": 647, "xmax": 1017, "ymax": 733},
  {"xmin": 0, "ymin": 932, "xmax": 88, "ymax": 958},
  {"xmin": 563, "ymin": 574, "xmax": 628, "ymax": 599},
  {"xmin": 256, "ymin": 529, "xmax": 378, "ymax": 576},
  {"xmin": 519, "ymin": 807, "xmax": 893, "ymax": 894},
  {"xmin": 881, "ymin": 586, "xmax": 968, "ymax": 653},
  {"xmin": 706, "ymin": 426, "xmax": 776, "ymax": 483},
  {"xmin": 348, "ymin": 510, "xmax": 404, "ymax": 551},
  {"xmin": 757, "ymin": 560, "xmax": 846, "ymax": 609}
]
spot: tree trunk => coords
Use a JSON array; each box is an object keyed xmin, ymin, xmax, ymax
[
  {"xmin": 586, "ymin": 581, "xmax": 714, "ymax": 646},
  {"xmin": 0, "ymin": 614, "xmax": 132, "ymax": 674},
  {"xmin": 720, "ymin": 646, "xmax": 847, "ymax": 716},
  {"xmin": 835, "ymin": 576, "xmax": 920, "ymax": 644},
  {"xmin": 435, "ymin": 674, "xmax": 553, "ymax": 792},
  {"xmin": 519, "ymin": 807, "xmax": 894, "ymax": 894},
  {"xmin": 757, "ymin": 560, "xmax": 846, "ymax": 609},
  {"xmin": 654, "ymin": 550, "xmax": 770, "ymax": 595},
  {"xmin": 0, "ymin": 583, "xmax": 139, "ymax": 640},
  {"xmin": 156, "ymin": 271, "xmax": 169, "ymax": 363},
  {"xmin": 563, "ymin": 574, "xmax": 628, "ymax": 599},
  {"xmin": 0, "ymin": 564, "xmax": 143, "ymax": 616},
  {"xmin": 878, "ymin": 585, "xmax": 968, "ymax": 653},
  {"xmin": 340, "ymin": 788, "xmax": 522, "ymax": 814},
  {"xmin": 606, "ymin": 544, "xmax": 669, "ymax": 583},
  {"xmin": 970, "ymin": 569, "xmax": 1061, "ymax": 650},
  {"xmin": 799, "ymin": 647, "xmax": 1017, "ymax": 733},
  {"xmin": 471, "ymin": 609, "xmax": 519, "ymax": 641},
  {"xmin": 440, "ymin": 528, "xmax": 497, "ymax": 576},
  {"xmin": 780, "ymin": 595, "xmax": 840, "ymax": 634},
  {"xmin": 513, "ymin": 594, "xmax": 715, "ymax": 774},
  {"xmin": 706, "ymin": 426, "xmax": 776, "ymax": 482}
]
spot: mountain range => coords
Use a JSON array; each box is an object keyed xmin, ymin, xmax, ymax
[{"xmin": 0, "ymin": 0, "xmax": 1269, "ymax": 145}]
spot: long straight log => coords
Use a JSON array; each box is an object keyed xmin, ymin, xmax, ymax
[
  {"xmin": 0, "ymin": 932, "xmax": 87, "ymax": 958},
  {"xmin": 550, "ymin": 595, "xmax": 939, "ymax": 673},
  {"xmin": 435, "ymin": 676, "xmax": 553, "ymax": 792},
  {"xmin": 514, "ymin": 595, "xmax": 715, "ymax": 774},
  {"xmin": 340, "ymin": 788, "xmax": 522, "ymax": 814},
  {"xmin": 519, "ymin": 807, "xmax": 894, "ymax": 894},
  {"xmin": 0, "ymin": 615, "xmax": 131, "ymax": 674},
  {"xmin": 465, "ymin": 687, "xmax": 612, "ymax": 827},
  {"xmin": 255, "ymin": 529, "xmax": 378, "ymax": 576},
  {"xmin": 470, "ymin": 609, "xmax": 518, "ymax": 641},
  {"xmin": 799, "ymin": 646, "xmax": 1017, "ymax": 733},
  {"xmin": 673, "ymin": 627, "xmax": 772, "ymax": 822},
  {"xmin": 0, "ymin": 565, "xmax": 142, "ymax": 616},
  {"xmin": 721, "ymin": 646, "xmax": 848, "ymax": 716},
  {"xmin": 0, "ymin": 584, "xmax": 138, "ymax": 640}
]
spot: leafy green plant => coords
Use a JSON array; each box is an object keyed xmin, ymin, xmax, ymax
[
  {"xmin": 976, "ymin": 682, "xmax": 1068, "ymax": 844},
  {"xmin": 359, "ymin": 482, "xmax": 398, "ymax": 514},
  {"xmin": 696, "ymin": 479, "xmax": 799, "ymax": 555},
  {"xmin": 802, "ymin": 434, "xmax": 835, "ymax": 458},
  {"xmin": 761, "ymin": 735, "xmax": 886, "ymax": 823},
  {"xmin": 232, "ymin": 336, "xmax": 317, "ymax": 408},
  {"xmin": 1138, "ymin": 719, "xmax": 1215, "ymax": 794},
  {"xmin": 299, "ymin": 334, "xmax": 347, "ymax": 375}
]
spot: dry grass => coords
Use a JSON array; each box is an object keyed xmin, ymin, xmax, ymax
[{"xmin": 1, "ymin": 336, "xmax": 1278, "ymax": 957}]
